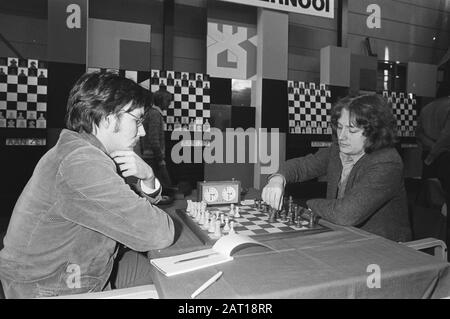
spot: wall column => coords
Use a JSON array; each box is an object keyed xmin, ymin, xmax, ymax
[{"xmin": 253, "ymin": 8, "xmax": 289, "ymax": 189}]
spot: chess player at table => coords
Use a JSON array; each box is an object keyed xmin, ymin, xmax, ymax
[{"xmin": 262, "ymin": 94, "xmax": 412, "ymax": 242}]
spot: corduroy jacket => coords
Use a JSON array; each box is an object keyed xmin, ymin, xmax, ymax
[{"xmin": 0, "ymin": 130, "xmax": 175, "ymax": 298}]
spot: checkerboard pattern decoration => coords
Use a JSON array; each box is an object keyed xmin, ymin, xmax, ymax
[
  {"xmin": 149, "ymin": 70, "xmax": 211, "ymax": 133},
  {"xmin": 0, "ymin": 57, "xmax": 48, "ymax": 129},
  {"xmin": 382, "ymin": 91, "xmax": 418, "ymax": 137},
  {"xmin": 87, "ymin": 68, "xmax": 211, "ymax": 135},
  {"xmin": 288, "ymin": 81, "xmax": 332, "ymax": 135}
]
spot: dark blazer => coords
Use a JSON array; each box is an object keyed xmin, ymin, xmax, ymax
[{"xmin": 279, "ymin": 143, "xmax": 412, "ymax": 242}]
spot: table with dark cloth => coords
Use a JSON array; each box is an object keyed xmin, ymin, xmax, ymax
[{"xmin": 148, "ymin": 192, "xmax": 450, "ymax": 299}]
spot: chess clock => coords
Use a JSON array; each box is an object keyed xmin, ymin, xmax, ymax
[{"xmin": 197, "ymin": 180, "xmax": 241, "ymax": 205}]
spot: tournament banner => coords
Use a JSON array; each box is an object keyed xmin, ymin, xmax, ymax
[
  {"xmin": 218, "ymin": 0, "xmax": 334, "ymax": 19},
  {"xmin": 48, "ymin": 0, "xmax": 88, "ymax": 64}
]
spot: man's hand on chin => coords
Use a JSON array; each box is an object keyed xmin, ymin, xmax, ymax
[{"xmin": 110, "ymin": 150, "xmax": 155, "ymax": 185}]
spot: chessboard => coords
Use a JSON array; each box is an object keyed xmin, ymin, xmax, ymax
[
  {"xmin": 149, "ymin": 69, "xmax": 210, "ymax": 132},
  {"xmin": 288, "ymin": 81, "xmax": 332, "ymax": 135},
  {"xmin": 382, "ymin": 91, "xmax": 417, "ymax": 137},
  {"xmin": 0, "ymin": 57, "xmax": 48, "ymax": 129},
  {"xmin": 177, "ymin": 200, "xmax": 331, "ymax": 245}
]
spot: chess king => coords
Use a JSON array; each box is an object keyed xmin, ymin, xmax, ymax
[{"xmin": 262, "ymin": 94, "xmax": 412, "ymax": 243}]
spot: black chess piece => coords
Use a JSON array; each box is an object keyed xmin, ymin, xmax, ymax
[{"xmin": 268, "ymin": 207, "xmax": 277, "ymax": 223}]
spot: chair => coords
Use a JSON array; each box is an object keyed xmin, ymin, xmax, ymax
[
  {"xmin": 402, "ymin": 237, "xmax": 448, "ymax": 261},
  {"xmin": 40, "ymin": 284, "xmax": 159, "ymax": 299}
]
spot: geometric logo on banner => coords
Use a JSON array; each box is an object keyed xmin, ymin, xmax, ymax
[
  {"xmin": 207, "ymin": 21, "xmax": 257, "ymax": 80},
  {"xmin": 0, "ymin": 57, "xmax": 48, "ymax": 129}
]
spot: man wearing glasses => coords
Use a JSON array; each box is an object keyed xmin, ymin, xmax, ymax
[
  {"xmin": 0, "ymin": 71, "xmax": 175, "ymax": 298},
  {"xmin": 262, "ymin": 94, "xmax": 412, "ymax": 242}
]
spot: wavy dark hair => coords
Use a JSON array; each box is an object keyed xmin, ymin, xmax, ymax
[
  {"xmin": 330, "ymin": 94, "xmax": 397, "ymax": 153},
  {"xmin": 65, "ymin": 71, "xmax": 149, "ymax": 133}
]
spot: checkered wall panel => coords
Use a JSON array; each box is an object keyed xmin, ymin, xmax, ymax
[
  {"xmin": 288, "ymin": 81, "xmax": 332, "ymax": 135},
  {"xmin": 382, "ymin": 91, "xmax": 418, "ymax": 137},
  {"xmin": 0, "ymin": 57, "xmax": 48, "ymax": 129}
]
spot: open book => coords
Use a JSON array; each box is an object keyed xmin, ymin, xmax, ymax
[{"xmin": 150, "ymin": 234, "xmax": 272, "ymax": 277}]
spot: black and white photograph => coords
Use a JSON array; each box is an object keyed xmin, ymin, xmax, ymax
[{"xmin": 0, "ymin": 0, "xmax": 449, "ymax": 305}]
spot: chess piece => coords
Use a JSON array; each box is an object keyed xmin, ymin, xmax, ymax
[
  {"xmin": 199, "ymin": 211, "xmax": 206, "ymax": 225},
  {"xmin": 280, "ymin": 209, "xmax": 287, "ymax": 223},
  {"xmin": 202, "ymin": 212, "xmax": 210, "ymax": 230},
  {"xmin": 234, "ymin": 207, "xmax": 240, "ymax": 218},
  {"xmin": 195, "ymin": 209, "xmax": 202, "ymax": 222},
  {"xmin": 229, "ymin": 204, "xmax": 235, "ymax": 217},
  {"xmin": 268, "ymin": 207, "xmax": 277, "ymax": 223},
  {"xmin": 174, "ymin": 119, "xmax": 181, "ymax": 131},
  {"xmin": 229, "ymin": 221, "xmax": 235, "ymax": 234},
  {"xmin": 309, "ymin": 211, "xmax": 316, "ymax": 228},
  {"xmin": 202, "ymin": 119, "xmax": 210, "ymax": 132},
  {"xmin": 223, "ymin": 217, "xmax": 230, "ymax": 232}
]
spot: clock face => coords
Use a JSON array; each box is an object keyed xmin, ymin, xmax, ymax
[
  {"xmin": 203, "ymin": 187, "xmax": 219, "ymax": 203},
  {"xmin": 222, "ymin": 186, "xmax": 236, "ymax": 202}
]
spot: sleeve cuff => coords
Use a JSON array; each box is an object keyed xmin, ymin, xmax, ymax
[{"xmin": 140, "ymin": 178, "xmax": 161, "ymax": 196}]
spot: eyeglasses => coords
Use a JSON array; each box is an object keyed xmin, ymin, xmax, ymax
[{"xmin": 121, "ymin": 111, "xmax": 145, "ymax": 127}]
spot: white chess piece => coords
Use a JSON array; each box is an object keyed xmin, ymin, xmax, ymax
[
  {"xmin": 195, "ymin": 209, "xmax": 202, "ymax": 222},
  {"xmin": 223, "ymin": 217, "xmax": 230, "ymax": 232},
  {"xmin": 202, "ymin": 212, "xmax": 210, "ymax": 230},
  {"xmin": 199, "ymin": 211, "xmax": 205, "ymax": 225},
  {"xmin": 229, "ymin": 221, "xmax": 236, "ymax": 234},
  {"xmin": 234, "ymin": 206, "xmax": 240, "ymax": 218},
  {"xmin": 228, "ymin": 206, "xmax": 235, "ymax": 217}
]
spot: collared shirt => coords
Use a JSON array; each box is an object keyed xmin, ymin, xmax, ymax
[{"xmin": 337, "ymin": 152, "xmax": 365, "ymax": 199}]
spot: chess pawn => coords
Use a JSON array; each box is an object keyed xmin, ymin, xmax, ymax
[
  {"xmin": 195, "ymin": 209, "xmax": 202, "ymax": 222},
  {"xmin": 223, "ymin": 217, "xmax": 230, "ymax": 232},
  {"xmin": 228, "ymin": 206, "xmax": 235, "ymax": 218},
  {"xmin": 202, "ymin": 119, "xmax": 210, "ymax": 132},
  {"xmin": 234, "ymin": 207, "xmax": 240, "ymax": 218},
  {"xmin": 306, "ymin": 123, "xmax": 312, "ymax": 134},
  {"xmin": 220, "ymin": 213, "xmax": 225, "ymax": 225},
  {"xmin": 229, "ymin": 221, "xmax": 236, "ymax": 235}
]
